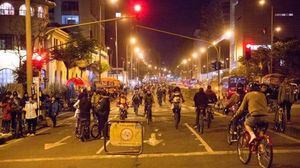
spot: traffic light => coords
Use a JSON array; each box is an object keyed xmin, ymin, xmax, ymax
[
  {"xmin": 244, "ymin": 43, "xmax": 252, "ymax": 60},
  {"xmin": 211, "ymin": 61, "xmax": 222, "ymax": 70},
  {"xmin": 133, "ymin": 3, "xmax": 142, "ymax": 19}
]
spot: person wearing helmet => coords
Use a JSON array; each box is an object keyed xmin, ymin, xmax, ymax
[
  {"xmin": 224, "ymin": 83, "xmax": 245, "ymax": 115},
  {"xmin": 232, "ymin": 82, "xmax": 268, "ymax": 143}
]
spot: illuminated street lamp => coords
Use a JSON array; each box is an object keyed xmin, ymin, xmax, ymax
[
  {"xmin": 224, "ymin": 30, "xmax": 233, "ymax": 39},
  {"xmin": 182, "ymin": 59, "xmax": 187, "ymax": 64},
  {"xmin": 275, "ymin": 26, "xmax": 282, "ymax": 33},
  {"xmin": 130, "ymin": 37, "xmax": 137, "ymax": 45},
  {"xmin": 192, "ymin": 52, "xmax": 198, "ymax": 59},
  {"xmin": 200, "ymin": 47, "xmax": 206, "ymax": 54},
  {"xmin": 134, "ymin": 47, "xmax": 141, "ymax": 53},
  {"xmin": 259, "ymin": 0, "xmax": 266, "ymax": 6},
  {"xmin": 110, "ymin": 0, "xmax": 118, "ymax": 4}
]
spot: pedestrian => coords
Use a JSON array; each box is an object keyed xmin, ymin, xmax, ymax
[
  {"xmin": 0, "ymin": 97, "xmax": 12, "ymax": 134},
  {"xmin": 47, "ymin": 97, "xmax": 60, "ymax": 127},
  {"xmin": 95, "ymin": 91, "xmax": 110, "ymax": 138},
  {"xmin": 23, "ymin": 96, "xmax": 38, "ymax": 136},
  {"xmin": 278, "ymin": 79, "xmax": 295, "ymax": 122},
  {"xmin": 11, "ymin": 92, "xmax": 23, "ymax": 137}
]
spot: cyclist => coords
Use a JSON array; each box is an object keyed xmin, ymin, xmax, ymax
[
  {"xmin": 169, "ymin": 87, "xmax": 185, "ymax": 120},
  {"xmin": 205, "ymin": 85, "xmax": 218, "ymax": 104},
  {"xmin": 193, "ymin": 88, "xmax": 208, "ymax": 127},
  {"xmin": 232, "ymin": 82, "xmax": 268, "ymax": 143},
  {"xmin": 117, "ymin": 92, "xmax": 128, "ymax": 118},
  {"xmin": 156, "ymin": 86, "xmax": 163, "ymax": 106},
  {"xmin": 78, "ymin": 92, "xmax": 92, "ymax": 138},
  {"xmin": 224, "ymin": 83, "xmax": 245, "ymax": 115},
  {"xmin": 132, "ymin": 90, "xmax": 141, "ymax": 116},
  {"xmin": 144, "ymin": 90, "xmax": 154, "ymax": 121}
]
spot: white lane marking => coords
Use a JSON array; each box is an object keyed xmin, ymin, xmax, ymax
[
  {"xmin": 2, "ymin": 149, "xmax": 300, "ymax": 162},
  {"xmin": 44, "ymin": 136, "xmax": 71, "ymax": 150},
  {"xmin": 269, "ymin": 130, "xmax": 300, "ymax": 144},
  {"xmin": 96, "ymin": 140, "xmax": 110, "ymax": 155},
  {"xmin": 184, "ymin": 123, "xmax": 214, "ymax": 153},
  {"xmin": 214, "ymin": 112, "xmax": 226, "ymax": 117}
]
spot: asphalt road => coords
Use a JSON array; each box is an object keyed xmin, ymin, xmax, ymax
[{"xmin": 0, "ymin": 98, "xmax": 300, "ymax": 168}]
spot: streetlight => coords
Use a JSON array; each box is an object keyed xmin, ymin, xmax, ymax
[
  {"xmin": 275, "ymin": 26, "xmax": 282, "ymax": 33},
  {"xmin": 224, "ymin": 30, "xmax": 233, "ymax": 39},
  {"xmin": 130, "ymin": 37, "xmax": 137, "ymax": 45},
  {"xmin": 192, "ymin": 52, "xmax": 198, "ymax": 59},
  {"xmin": 134, "ymin": 47, "xmax": 141, "ymax": 53},
  {"xmin": 182, "ymin": 59, "xmax": 187, "ymax": 64},
  {"xmin": 259, "ymin": 0, "xmax": 266, "ymax": 6},
  {"xmin": 110, "ymin": 0, "xmax": 118, "ymax": 4}
]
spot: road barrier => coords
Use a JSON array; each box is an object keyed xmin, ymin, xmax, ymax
[{"xmin": 104, "ymin": 120, "xmax": 144, "ymax": 155}]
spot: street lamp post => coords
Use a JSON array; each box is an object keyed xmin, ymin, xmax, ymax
[{"xmin": 25, "ymin": 0, "xmax": 33, "ymax": 96}]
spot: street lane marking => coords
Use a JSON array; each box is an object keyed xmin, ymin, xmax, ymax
[
  {"xmin": 2, "ymin": 149, "xmax": 300, "ymax": 162},
  {"xmin": 269, "ymin": 130, "xmax": 300, "ymax": 144},
  {"xmin": 214, "ymin": 112, "xmax": 226, "ymax": 117},
  {"xmin": 96, "ymin": 140, "xmax": 110, "ymax": 155},
  {"xmin": 44, "ymin": 136, "xmax": 71, "ymax": 150},
  {"xmin": 184, "ymin": 123, "xmax": 214, "ymax": 153}
]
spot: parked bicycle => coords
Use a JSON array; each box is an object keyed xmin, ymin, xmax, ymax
[{"xmin": 237, "ymin": 122, "xmax": 273, "ymax": 168}]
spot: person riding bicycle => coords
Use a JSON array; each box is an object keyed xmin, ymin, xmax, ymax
[
  {"xmin": 232, "ymin": 82, "xmax": 268, "ymax": 143},
  {"xmin": 169, "ymin": 87, "xmax": 185, "ymax": 113},
  {"xmin": 144, "ymin": 90, "xmax": 154, "ymax": 121},
  {"xmin": 194, "ymin": 88, "xmax": 208, "ymax": 127},
  {"xmin": 156, "ymin": 87, "xmax": 163, "ymax": 106},
  {"xmin": 132, "ymin": 90, "xmax": 141, "ymax": 115},
  {"xmin": 224, "ymin": 83, "xmax": 245, "ymax": 115},
  {"xmin": 205, "ymin": 85, "xmax": 218, "ymax": 104}
]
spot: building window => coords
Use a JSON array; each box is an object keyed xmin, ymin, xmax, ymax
[
  {"xmin": 0, "ymin": 69, "xmax": 14, "ymax": 86},
  {"xmin": 37, "ymin": 6, "xmax": 44, "ymax": 18},
  {"xmin": 62, "ymin": 15, "xmax": 79, "ymax": 24},
  {"xmin": 62, "ymin": 1, "xmax": 79, "ymax": 12},
  {"xmin": 0, "ymin": 2, "xmax": 15, "ymax": 15},
  {"xmin": 19, "ymin": 4, "xmax": 34, "ymax": 16},
  {"xmin": 0, "ymin": 34, "xmax": 13, "ymax": 50}
]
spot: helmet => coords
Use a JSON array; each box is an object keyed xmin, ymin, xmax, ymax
[
  {"xmin": 173, "ymin": 87, "xmax": 181, "ymax": 92},
  {"xmin": 248, "ymin": 82, "xmax": 260, "ymax": 92}
]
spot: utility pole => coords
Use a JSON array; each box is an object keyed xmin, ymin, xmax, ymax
[{"xmin": 25, "ymin": 0, "xmax": 33, "ymax": 96}]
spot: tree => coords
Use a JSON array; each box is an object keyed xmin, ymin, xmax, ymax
[
  {"xmin": 51, "ymin": 34, "xmax": 97, "ymax": 80},
  {"xmin": 196, "ymin": 0, "xmax": 225, "ymax": 41}
]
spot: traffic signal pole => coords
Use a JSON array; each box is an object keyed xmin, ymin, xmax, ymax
[{"xmin": 25, "ymin": 0, "xmax": 33, "ymax": 96}]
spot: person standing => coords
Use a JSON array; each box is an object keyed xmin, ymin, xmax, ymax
[
  {"xmin": 48, "ymin": 97, "xmax": 60, "ymax": 127},
  {"xmin": 278, "ymin": 79, "xmax": 295, "ymax": 122},
  {"xmin": 0, "ymin": 97, "xmax": 12, "ymax": 134},
  {"xmin": 24, "ymin": 96, "xmax": 38, "ymax": 136},
  {"xmin": 96, "ymin": 91, "xmax": 110, "ymax": 138},
  {"xmin": 11, "ymin": 92, "xmax": 22, "ymax": 137}
]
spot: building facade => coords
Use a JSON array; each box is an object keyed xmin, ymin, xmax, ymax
[{"xmin": 0, "ymin": 0, "xmax": 55, "ymax": 86}]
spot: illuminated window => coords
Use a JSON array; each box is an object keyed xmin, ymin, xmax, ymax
[
  {"xmin": 0, "ymin": 69, "xmax": 14, "ymax": 86},
  {"xmin": 37, "ymin": 6, "xmax": 44, "ymax": 18},
  {"xmin": 62, "ymin": 15, "xmax": 79, "ymax": 24},
  {"xmin": 19, "ymin": 4, "xmax": 34, "ymax": 16},
  {"xmin": 275, "ymin": 13, "xmax": 294, "ymax": 17},
  {"xmin": 0, "ymin": 2, "xmax": 14, "ymax": 15}
]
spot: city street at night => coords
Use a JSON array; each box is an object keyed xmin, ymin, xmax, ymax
[{"xmin": 1, "ymin": 93, "xmax": 300, "ymax": 168}]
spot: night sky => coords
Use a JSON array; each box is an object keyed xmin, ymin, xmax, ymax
[{"xmin": 135, "ymin": 0, "xmax": 208, "ymax": 68}]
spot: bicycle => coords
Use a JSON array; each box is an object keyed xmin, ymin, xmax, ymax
[
  {"xmin": 274, "ymin": 107, "xmax": 286, "ymax": 132},
  {"xmin": 196, "ymin": 107, "xmax": 205, "ymax": 134},
  {"xmin": 227, "ymin": 116, "xmax": 245, "ymax": 145},
  {"xmin": 90, "ymin": 116, "xmax": 101, "ymax": 139},
  {"xmin": 206, "ymin": 104, "xmax": 215, "ymax": 129},
  {"xmin": 75, "ymin": 118, "xmax": 90, "ymax": 142},
  {"xmin": 173, "ymin": 102, "xmax": 181, "ymax": 129},
  {"xmin": 119, "ymin": 104, "xmax": 127, "ymax": 120},
  {"xmin": 237, "ymin": 122, "xmax": 273, "ymax": 168},
  {"xmin": 145, "ymin": 104, "xmax": 152, "ymax": 125}
]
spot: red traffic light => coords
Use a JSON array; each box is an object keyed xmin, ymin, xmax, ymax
[
  {"xmin": 244, "ymin": 42, "xmax": 252, "ymax": 60},
  {"xmin": 134, "ymin": 4, "xmax": 142, "ymax": 12}
]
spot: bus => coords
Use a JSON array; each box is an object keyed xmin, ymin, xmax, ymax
[{"xmin": 221, "ymin": 76, "xmax": 247, "ymax": 99}]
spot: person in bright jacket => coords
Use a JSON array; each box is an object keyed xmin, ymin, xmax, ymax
[
  {"xmin": 1, "ymin": 97, "xmax": 12, "ymax": 134},
  {"xmin": 24, "ymin": 96, "xmax": 38, "ymax": 136}
]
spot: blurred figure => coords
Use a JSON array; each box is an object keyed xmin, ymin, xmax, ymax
[
  {"xmin": 278, "ymin": 79, "xmax": 295, "ymax": 122},
  {"xmin": 24, "ymin": 96, "xmax": 38, "ymax": 136},
  {"xmin": 47, "ymin": 97, "xmax": 60, "ymax": 127}
]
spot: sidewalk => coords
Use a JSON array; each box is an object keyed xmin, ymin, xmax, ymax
[
  {"xmin": 0, "ymin": 111, "xmax": 73, "ymax": 145},
  {"xmin": 267, "ymin": 103, "xmax": 300, "ymax": 138}
]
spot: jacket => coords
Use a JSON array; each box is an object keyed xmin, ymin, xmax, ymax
[
  {"xmin": 205, "ymin": 89, "xmax": 217, "ymax": 103},
  {"xmin": 97, "ymin": 96, "xmax": 110, "ymax": 117},
  {"xmin": 79, "ymin": 97, "xmax": 92, "ymax": 119},
  {"xmin": 1, "ymin": 102, "xmax": 12, "ymax": 121},
  {"xmin": 278, "ymin": 83, "xmax": 294, "ymax": 103},
  {"xmin": 236, "ymin": 91, "xmax": 268, "ymax": 117},
  {"xmin": 24, "ymin": 101, "xmax": 38, "ymax": 119},
  {"xmin": 194, "ymin": 91, "xmax": 208, "ymax": 108},
  {"xmin": 48, "ymin": 101, "xmax": 59, "ymax": 116}
]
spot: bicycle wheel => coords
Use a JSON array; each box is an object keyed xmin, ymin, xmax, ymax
[
  {"xmin": 90, "ymin": 124, "xmax": 101, "ymax": 139},
  {"xmin": 174, "ymin": 112, "xmax": 179, "ymax": 129},
  {"xmin": 227, "ymin": 122, "xmax": 233, "ymax": 145},
  {"xmin": 207, "ymin": 112, "xmax": 212, "ymax": 129},
  {"xmin": 237, "ymin": 133, "xmax": 251, "ymax": 164},
  {"xmin": 147, "ymin": 109, "xmax": 150, "ymax": 125},
  {"xmin": 279, "ymin": 109, "xmax": 286, "ymax": 132},
  {"xmin": 198, "ymin": 114, "xmax": 204, "ymax": 134},
  {"xmin": 257, "ymin": 136, "xmax": 273, "ymax": 168}
]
